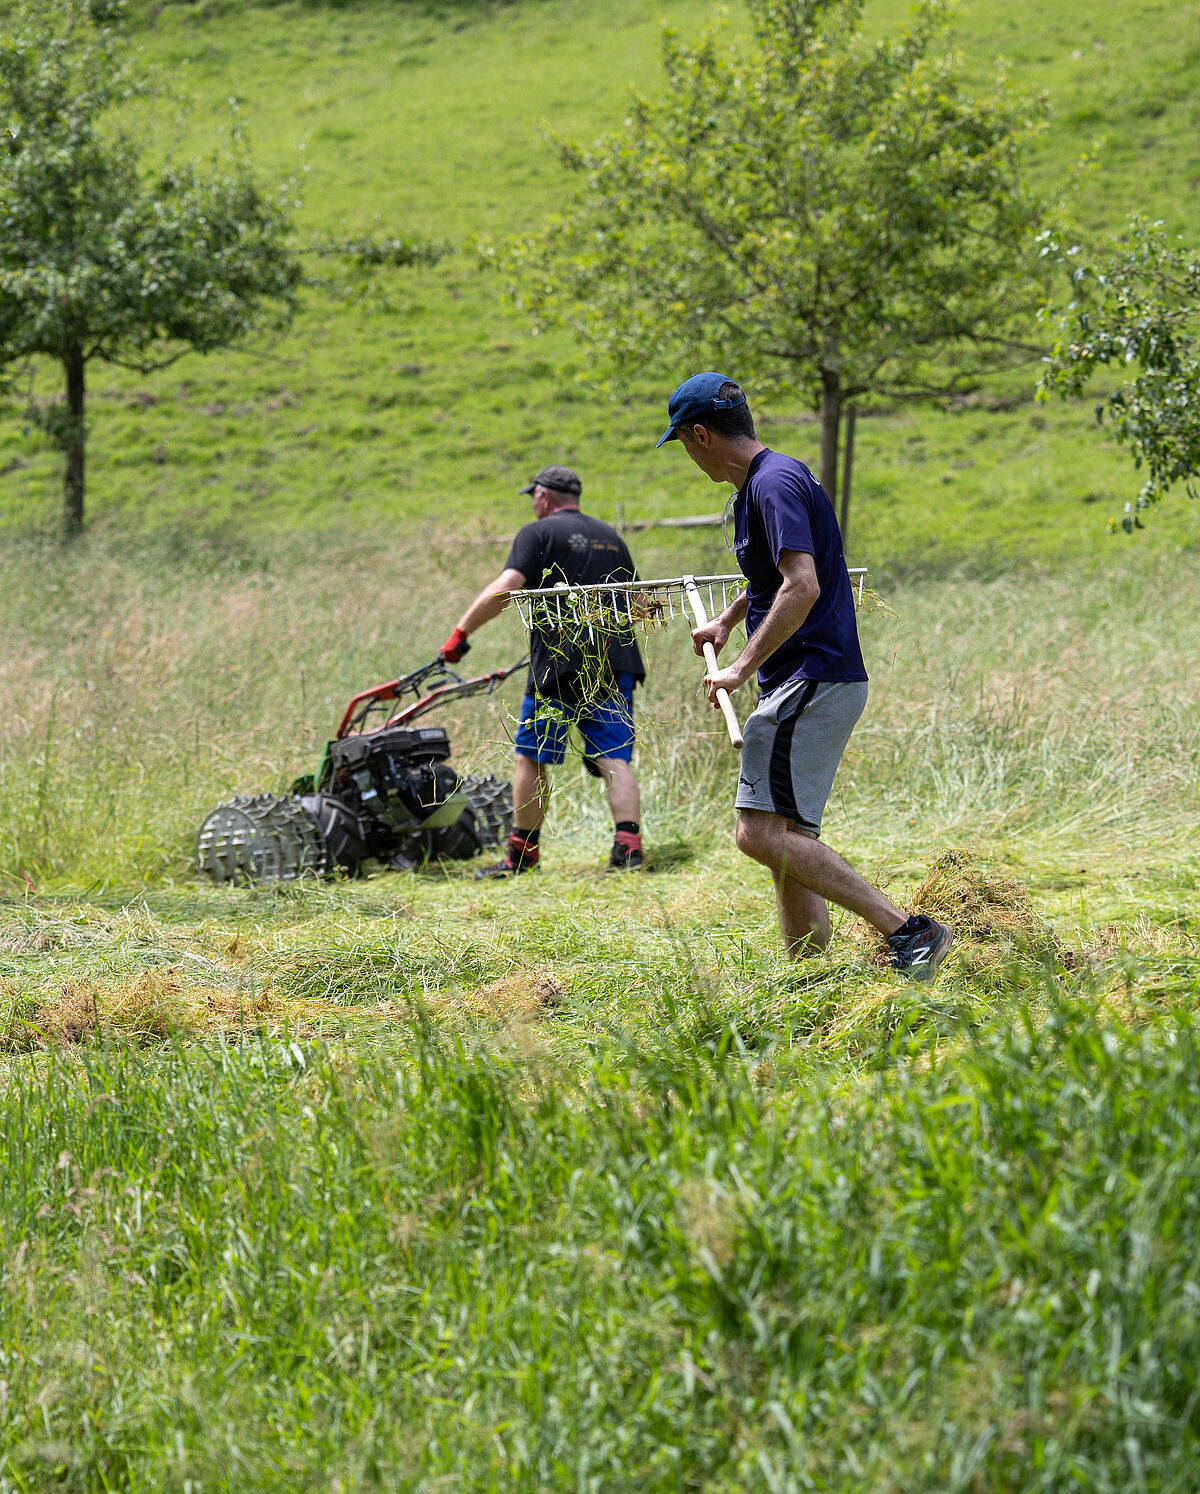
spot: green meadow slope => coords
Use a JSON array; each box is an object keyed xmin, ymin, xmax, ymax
[{"xmin": 2, "ymin": 0, "xmax": 1200, "ymax": 570}]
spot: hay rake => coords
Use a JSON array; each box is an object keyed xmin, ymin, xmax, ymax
[{"xmin": 508, "ymin": 569, "xmax": 869, "ymax": 750}]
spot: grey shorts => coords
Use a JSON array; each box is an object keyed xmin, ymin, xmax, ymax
[{"xmin": 734, "ymin": 678, "xmax": 868, "ymax": 834}]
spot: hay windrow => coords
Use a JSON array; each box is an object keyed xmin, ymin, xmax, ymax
[
  {"xmin": 457, "ymin": 970, "xmax": 565, "ymax": 1021},
  {"xmin": 7, "ymin": 968, "xmax": 350, "ymax": 1048},
  {"xmin": 909, "ymin": 849, "xmax": 1055, "ymax": 949}
]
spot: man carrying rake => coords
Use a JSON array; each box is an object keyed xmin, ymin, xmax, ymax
[{"xmin": 658, "ymin": 372, "xmax": 953, "ymax": 978}]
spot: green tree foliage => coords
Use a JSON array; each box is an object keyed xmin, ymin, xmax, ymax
[
  {"xmin": 0, "ymin": 0, "xmax": 301, "ymax": 537},
  {"xmin": 1039, "ymin": 217, "xmax": 1200, "ymax": 531},
  {"xmin": 504, "ymin": 0, "xmax": 1051, "ymax": 506}
]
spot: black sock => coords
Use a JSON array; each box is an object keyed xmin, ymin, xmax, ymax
[
  {"xmin": 891, "ymin": 913, "xmax": 928, "ymax": 938},
  {"xmin": 513, "ymin": 827, "xmax": 540, "ymax": 846},
  {"xmin": 614, "ymin": 820, "xmax": 639, "ymax": 835}
]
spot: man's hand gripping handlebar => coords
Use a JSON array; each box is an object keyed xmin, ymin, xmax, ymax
[{"xmin": 439, "ymin": 625, "xmax": 471, "ymax": 664}]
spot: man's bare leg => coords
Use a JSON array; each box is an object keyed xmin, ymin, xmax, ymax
[
  {"xmin": 512, "ymin": 752, "xmax": 550, "ymax": 832},
  {"xmin": 593, "ymin": 756, "xmax": 640, "ymax": 825},
  {"xmin": 737, "ymin": 808, "xmax": 906, "ymax": 940},
  {"xmin": 476, "ymin": 753, "xmax": 549, "ymax": 879},
  {"xmin": 771, "ymin": 824, "xmax": 832, "ymax": 958}
]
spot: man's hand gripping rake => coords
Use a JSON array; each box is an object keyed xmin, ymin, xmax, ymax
[{"xmin": 687, "ymin": 577, "xmax": 746, "ymax": 749}]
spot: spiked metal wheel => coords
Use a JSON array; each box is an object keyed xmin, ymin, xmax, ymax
[
  {"xmin": 195, "ymin": 794, "xmax": 331, "ymax": 885},
  {"xmin": 458, "ymin": 772, "xmax": 514, "ymax": 849}
]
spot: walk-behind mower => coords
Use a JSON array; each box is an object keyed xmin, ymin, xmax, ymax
[{"xmin": 195, "ymin": 655, "xmax": 526, "ymax": 884}]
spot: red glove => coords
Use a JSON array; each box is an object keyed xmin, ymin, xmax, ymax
[{"xmin": 440, "ymin": 626, "xmax": 470, "ymax": 663}]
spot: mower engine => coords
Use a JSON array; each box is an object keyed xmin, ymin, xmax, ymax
[
  {"xmin": 195, "ymin": 656, "xmax": 523, "ymax": 885},
  {"xmin": 301, "ymin": 723, "xmax": 510, "ymax": 873}
]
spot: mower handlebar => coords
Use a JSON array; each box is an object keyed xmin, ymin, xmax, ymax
[
  {"xmin": 388, "ymin": 658, "xmax": 529, "ymax": 726},
  {"xmin": 335, "ymin": 657, "xmax": 527, "ymax": 739}
]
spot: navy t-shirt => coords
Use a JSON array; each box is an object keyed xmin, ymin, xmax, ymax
[{"xmin": 732, "ymin": 449, "xmax": 867, "ymax": 693}]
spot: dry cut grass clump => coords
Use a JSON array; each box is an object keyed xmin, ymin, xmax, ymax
[
  {"xmin": 851, "ymin": 848, "xmax": 1059, "ymax": 977},
  {"xmin": 909, "ymin": 848, "xmax": 1054, "ymax": 949},
  {"xmin": 457, "ymin": 969, "xmax": 565, "ymax": 1022},
  {"xmin": 5, "ymin": 967, "xmax": 316, "ymax": 1048}
]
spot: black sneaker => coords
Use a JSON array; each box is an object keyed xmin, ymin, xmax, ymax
[
  {"xmin": 606, "ymin": 843, "xmax": 644, "ymax": 873},
  {"xmin": 886, "ymin": 915, "xmax": 954, "ymax": 981},
  {"xmin": 475, "ymin": 857, "xmax": 536, "ymax": 881}
]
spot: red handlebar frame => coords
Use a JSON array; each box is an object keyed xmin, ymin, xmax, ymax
[
  {"xmin": 335, "ymin": 661, "xmax": 526, "ymax": 740},
  {"xmin": 334, "ymin": 681, "xmax": 399, "ymax": 740}
]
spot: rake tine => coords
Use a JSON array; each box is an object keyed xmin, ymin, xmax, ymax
[{"xmin": 504, "ymin": 571, "xmax": 858, "ymax": 744}]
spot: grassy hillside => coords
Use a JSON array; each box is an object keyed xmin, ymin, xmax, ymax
[{"xmin": 2, "ymin": 0, "xmax": 1200, "ymax": 566}]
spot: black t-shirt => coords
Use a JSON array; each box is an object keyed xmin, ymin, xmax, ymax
[{"xmin": 506, "ymin": 509, "xmax": 645, "ymax": 701}]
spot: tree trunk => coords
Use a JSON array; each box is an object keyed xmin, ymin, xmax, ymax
[
  {"xmin": 63, "ymin": 347, "xmax": 85, "ymax": 540},
  {"xmin": 839, "ymin": 404, "xmax": 857, "ymax": 546},
  {"xmin": 819, "ymin": 366, "xmax": 841, "ymax": 501}
]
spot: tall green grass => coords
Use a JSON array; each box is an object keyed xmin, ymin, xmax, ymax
[
  {"xmin": 0, "ymin": 993, "xmax": 1198, "ymax": 1488},
  {"xmin": 2, "ymin": 525, "xmax": 1196, "ymax": 888}
]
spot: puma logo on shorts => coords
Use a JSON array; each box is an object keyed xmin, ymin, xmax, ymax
[{"xmin": 734, "ymin": 678, "xmax": 869, "ymax": 835}]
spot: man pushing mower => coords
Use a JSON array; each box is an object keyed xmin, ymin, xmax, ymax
[{"xmin": 440, "ymin": 465, "xmax": 646, "ymax": 878}]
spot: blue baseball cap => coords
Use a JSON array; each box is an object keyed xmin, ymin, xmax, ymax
[{"xmin": 656, "ymin": 372, "xmax": 747, "ymax": 448}]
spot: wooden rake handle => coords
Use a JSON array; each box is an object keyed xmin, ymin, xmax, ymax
[{"xmin": 682, "ymin": 575, "xmax": 743, "ymax": 750}]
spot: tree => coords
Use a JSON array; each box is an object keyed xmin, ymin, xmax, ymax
[
  {"xmin": 1039, "ymin": 217, "xmax": 1200, "ymax": 531},
  {"xmin": 0, "ymin": 0, "xmax": 302, "ymax": 537},
  {"xmin": 503, "ymin": 0, "xmax": 1051, "ymax": 519}
]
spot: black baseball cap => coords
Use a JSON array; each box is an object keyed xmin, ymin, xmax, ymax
[
  {"xmin": 656, "ymin": 372, "xmax": 747, "ymax": 447},
  {"xmin": 519, "ymin": 464, "xmax": 582, "ymax": 497}
]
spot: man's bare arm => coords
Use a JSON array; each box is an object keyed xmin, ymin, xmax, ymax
[
  {"xmin": 455, "ymin": 567, "xmax": 527, "ymax": 637},
  {"xmin": 703, "ymin": 550, "xmax": 819, "ymax": 700},
  {"xmin": 720, "ymin": 591, "xmax": 750, "ymax": 630},
  {"xmin": 691, "ymin": 590, "xmax": 748, "ymax": 657}
]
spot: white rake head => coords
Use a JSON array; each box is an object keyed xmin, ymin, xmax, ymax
[
  {"xmin": 506, "ymin": 568, "xmax": 868, "ymax": 635},
  {"xmin": 507, "ymin": 573, "xmax": 745, "ymax": 637},
  {"xmin": 506, "ymin": 568, "xmax": 868, "ymax": 752}
]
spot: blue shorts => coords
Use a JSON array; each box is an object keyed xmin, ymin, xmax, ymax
[{"xmin": 514, "ymin": 675, "xmax": 636, "ymax": 766}]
